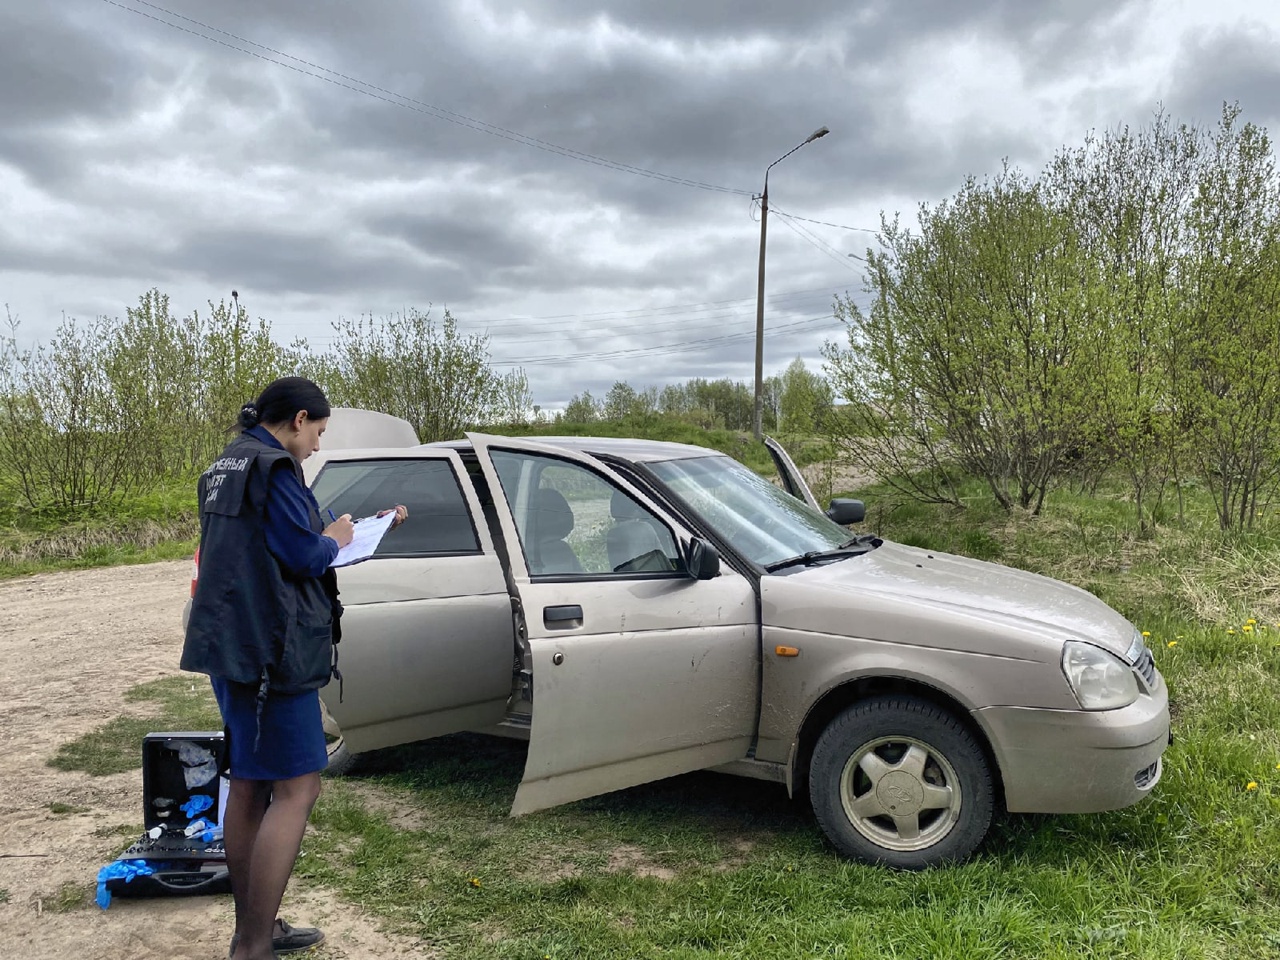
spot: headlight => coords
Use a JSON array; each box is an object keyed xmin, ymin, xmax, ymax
[{"xmin": 1061, "ymin": 641, "xmax": 1139, "ymax": 710}]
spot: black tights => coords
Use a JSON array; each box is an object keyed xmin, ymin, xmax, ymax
[{"xmin": 225, "ymin": 773, "xmax": 321, "ymax": 960}]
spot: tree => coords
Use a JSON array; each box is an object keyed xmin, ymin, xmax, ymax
[
  {"xmin": 326, "ymin": 308, "xmax": 495, "ymax": 443},
  {"xmin": 1175, "ymin": 105, "xmax": 1280, "ymax": 530},
  {"xmin": 603, "ymin": 381, "xmax": 638, "ymax": 421},
  {"xmin": 1047, "ymin": 111, "xmax": 1200, "ymax": 529},
  {"xmin": 101, "ymin": 289, "xmax": 206, "ymax": 480},
  {"xmin": 778, "ymin": 357, "xmax": 832, "ymax": 434},
  {"xmin": 562, "ymin": 391, "xmax": 600, "ymax": 423},
  {"xmin": 824, "ymin": 167, "xmax": 1099, "ymax": 513},
  {"xmin": 491, "ymin": 367, "xmax": 534, "ymax": 426},
  {"xmin": 0, "ymin": 313, "xmax": 137, "ymax": 509}
]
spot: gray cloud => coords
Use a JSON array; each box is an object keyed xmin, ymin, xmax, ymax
[{"xmin": 2, "ymin": 0, "xmax": 1275, "ymax": 407}]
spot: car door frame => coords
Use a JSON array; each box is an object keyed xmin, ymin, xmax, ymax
[
  {"xmin": 763, "ymin": 435, "xmax": 821, "ymax": 510},
  {"xmin": 310, "ymin": 446, "xmax": 518, "ymax": 755},
  {"xmin": 466, "ymin": 432, "xmax": 762, "ymax": 816}
]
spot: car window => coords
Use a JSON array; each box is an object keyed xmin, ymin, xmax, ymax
[
  {"xmin": 648, "ymin": 454, "xmax": 850, "ymax": 567},
  {"xmin": 312, "ymin": 458, "xmax": 480, "ymax": 556},
  {"xmin": 488, "ymin": 450, "xmax": 683, "ymax": 577}
]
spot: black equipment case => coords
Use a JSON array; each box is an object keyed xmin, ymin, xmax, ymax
[{"xmin": 106, "ymin": 731, "xmax": 232, "ymax": 899}]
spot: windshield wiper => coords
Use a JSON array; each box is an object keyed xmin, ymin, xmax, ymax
[{"xmin": 764, "ymin": 535, "xmax": 882, "ymax": 573}]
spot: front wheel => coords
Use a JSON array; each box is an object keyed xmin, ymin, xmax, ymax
[
  {"xmin": 321, "ymin": 704, "xmax": 361, "ymax": 776},
  {"xmin": 809, "ymin": 696, "xmax": 994, "ymax": 869}
]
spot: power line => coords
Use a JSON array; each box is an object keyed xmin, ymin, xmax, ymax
[
  {"xmin": 496, "ymin": 314, "xmax": 839, "ymax": 366},
  {"xmin": 770, "ymin": 207, "xmax": 864, "ymax": 271},
  {"xmin": 295, "ymin": 286, "xmax": 872, "ymax": 344},
  {"xmin": 456, "ymin": 285, "xmax": 840, "ymax": 324},
  {"xmin": 269, "ymin": 285, "xmax": 858, "ymax": 340},
  {"xmin": 102, "ymin": 0, "xmax": 753, "ymax": 196},
  {"xmin": 769, "ymin": 211, "xmax": 881, "ymax": 233}
]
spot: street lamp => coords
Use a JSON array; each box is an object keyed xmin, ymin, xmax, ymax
[{"xmin": 753, "ymin": 125, "xmax": 829, "ymax": 441}]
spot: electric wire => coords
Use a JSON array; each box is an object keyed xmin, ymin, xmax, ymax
[
  {"xmin": 101, "ymin": 0, "xmax": 753, "ymax": 196},
  {"xmin": 494, "ymin": 314, "xmax": 840, "ymax": 366},
  {"xmin": 770, "ymin": 207, "xmax": 865, "ymax": 271},
  {"xmin": 271, "ymin": 285, "xmax": 865, "ymax": 342}
]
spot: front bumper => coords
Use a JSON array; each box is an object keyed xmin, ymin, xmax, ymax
[{"xmin": 975, "ymin": 684, "xmax": 1170, "ymax": 814}]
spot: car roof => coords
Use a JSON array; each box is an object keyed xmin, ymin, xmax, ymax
[{"xmin": 427, "ymin": 435, "xmax": 724, "ymax": 463}]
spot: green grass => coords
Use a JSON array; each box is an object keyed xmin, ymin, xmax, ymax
[
  {"xmin": 0, "ymin": 888, "xmax": 9, "ymax": 905},
  {"xmin": 288, "ymin": 470, "xmax": 1280, "ymax": 958},
  {"xmin": 49, "ymin": 676, "xmax": 222, "ymax": 776},
  {"xmin": 47, "ymin": 802, "xmax": 89, "ymax": 816},
  {"xmin": 0, "ymin": 474, "xmax": 199, "ymax": 579},
  {"xmin": 42, "ymin": 881, "xmax": 91, "ymax": 913}
]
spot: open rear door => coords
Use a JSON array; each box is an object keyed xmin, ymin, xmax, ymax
[
  {"xmin": 467, "ymin": 433, "xmax": 760, "ymax": 816},
  {"xmin": 311, "ymin": 447, "xmax": 515, "ymax": 755}
]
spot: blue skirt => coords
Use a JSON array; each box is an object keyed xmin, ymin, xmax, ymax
[{"xmin": 210, "ymin": 678, "xmax": 328, "ymax": 781}]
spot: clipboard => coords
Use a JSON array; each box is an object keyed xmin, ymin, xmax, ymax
[{"xmin": 330, "ymin": 511, "xmax": 396, "ymax": 567}]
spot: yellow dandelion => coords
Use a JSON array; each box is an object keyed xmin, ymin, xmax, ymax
[
  {"xmin": 1243, "ymin": 625, "xmax": 1254, "ymax": 633},
  {"xmin": 1275, "ymin": 763, "xmax": 1280, "ymax": 770},
  {"xmin": 1227, "ymin": 628, "xmax": 1236, "ymax": 635},
  {"xmin": 1141, "ymin": 630, "xmax": 1150, "ymax": 637},
  {"xmin": 1247, "ymin": 618, "xmax": 1257, "ymax": 624},
  {"xmin": 1247, "ymin": 781, "xmax": 1258, "ymax": 791},
  {"xmin": 1166, "ymin": 641, "xmax": 1178, "ymax": 648},
  {"xmin": 468, "ymin": 877, "xmax": 482, "ymax": 888}
]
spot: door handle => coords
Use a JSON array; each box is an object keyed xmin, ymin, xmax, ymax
[{"xmin": 543, "ymin": 604, "xmax": 583, "ymax": 628}]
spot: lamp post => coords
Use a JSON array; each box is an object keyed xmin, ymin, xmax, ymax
[{"xmin": 753, "ymin": 125, "xmax": 829, "ymax": 441}]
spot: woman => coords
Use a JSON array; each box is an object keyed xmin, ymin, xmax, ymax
[{"xmin": 181, "ymin": 377, "xmax": 404, "ymax": 960}]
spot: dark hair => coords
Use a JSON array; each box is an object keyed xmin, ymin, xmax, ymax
[{"xmin": 237, "ymin": 376, "xmax": 331, "ymax": 430}]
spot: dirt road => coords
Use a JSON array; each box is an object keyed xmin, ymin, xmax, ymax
[{"xmin": 0, "ymin": 561, "xmax": 417, "ymax": 960}]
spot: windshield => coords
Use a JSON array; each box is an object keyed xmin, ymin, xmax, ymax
[{"xmin": 647, "ymin": 455, "xmax": 854, "ymax": 567}]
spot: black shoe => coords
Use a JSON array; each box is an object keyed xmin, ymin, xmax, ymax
[
  {"xmin": 272, "ymin": 919, "xmax": 325, "ymax": 953},
  {"xmin": 230, "ymin": 919, "xmax": 325, "ymax": 957}
]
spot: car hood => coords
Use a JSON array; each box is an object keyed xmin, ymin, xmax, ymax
[{"xmin": 767, "ymin": 540, "xmax": 1136, "ymax": 661}]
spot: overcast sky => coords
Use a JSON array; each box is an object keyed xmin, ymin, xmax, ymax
[{"xmin": 4, "ymin": 0, "xmax": 1280, "ymax": 408}]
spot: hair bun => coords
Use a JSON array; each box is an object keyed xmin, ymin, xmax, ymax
[{"xmin": 238, "ymin": 401, "xmax": 261, "ymax": 428}]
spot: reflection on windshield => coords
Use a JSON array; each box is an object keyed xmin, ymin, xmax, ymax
[{"xmin": 647, "ymin": 455, "xmax": 853, "ymax": 568}]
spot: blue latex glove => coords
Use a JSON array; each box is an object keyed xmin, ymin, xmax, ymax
[
  {"xmin": 95, "ymin": 859, "xmax": 155, "ymax": 910},
  {"xmin": 180, "ymin": 794, "xmax": 214, "ymax": 818}
]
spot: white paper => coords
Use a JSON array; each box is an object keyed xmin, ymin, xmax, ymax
[{"xmin": 330, "ymin": 511, "xmax": 397, "ymax": 567}]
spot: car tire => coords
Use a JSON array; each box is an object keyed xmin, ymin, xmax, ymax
[
  {"xmin": 320, "ymin": 705, "xmax": 361, "ymax": 776},
  {"xmin": 809, "ymin": 695, "xmax": 994, "ymax": 869},
  {"xmin": 323, "ymin": 735, "xmax": 361, "ymax": 776}
]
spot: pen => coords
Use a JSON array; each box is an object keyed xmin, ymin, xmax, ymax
[{"xmin": 327, "ymin": 509, "xmax": 337, "ymax": 523}]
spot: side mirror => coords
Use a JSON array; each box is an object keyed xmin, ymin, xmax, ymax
[
  {"xmin": 826, "ymin": 498, "xmax": 865, "ymax": 525},
  {"xmin": 684, "ymin": 538, "xmax": 721, "ymax": 581}
]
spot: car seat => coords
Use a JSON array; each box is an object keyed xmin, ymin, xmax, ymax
[
  {"xmin": 606, "ymin": 489, "xmax": 671, "ymax": 572},
  {"xmin": 530, "ymin": 488, "xmax": 584, "ymax": 574}
]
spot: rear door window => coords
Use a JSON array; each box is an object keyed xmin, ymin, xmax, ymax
[{"xmin": 311, "ymin": 459, "xmax": 479, "ymax": 557}]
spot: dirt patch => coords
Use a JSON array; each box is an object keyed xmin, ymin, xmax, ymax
[
  {"xmin": 605, "ymin": 844, "xmax": 675, "ymax": 881},
  {"xmin": 0, "ymin": 561, "xmax": 423, "ymax": 960}
]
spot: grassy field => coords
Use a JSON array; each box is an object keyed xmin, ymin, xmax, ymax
[
  {"xmin": 53, "ymin": 469, "xmax": 1280, "ymax": 958},
  {"xmin": 0, "ymin": 476, "xmax": 199, "ymax": 578}
]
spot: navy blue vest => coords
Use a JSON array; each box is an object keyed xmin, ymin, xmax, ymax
[{"xmin": 181, "ymin": 432, "xmax": 341, "ymax": 694}]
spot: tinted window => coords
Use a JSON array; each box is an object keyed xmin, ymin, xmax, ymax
[{"xmin": 312, "ymin": 459, "xmax": 479, "ymax": 556}]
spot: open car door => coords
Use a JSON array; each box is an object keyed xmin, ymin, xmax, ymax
[
  {"xmin": 467, "ymin": 433, "xmax": 760, "ymax": 816},
  {"xmin": 309, "ymin": 447, "xmax": 515, "ymax": 757},
  {"xmin": 763, "ymin": 436, "xmax": 820, "ymax": 510}
]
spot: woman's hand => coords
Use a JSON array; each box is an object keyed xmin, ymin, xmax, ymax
[
  {"xmin": 377, "ymin": 504, "xmax": 409, "ymax": 529},
  {"xmin": 323, "ymin": 514, "xmax": 355, "ymax": 547}
]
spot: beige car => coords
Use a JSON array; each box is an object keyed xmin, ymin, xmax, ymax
[{"xmin": 226, "ymin": 410, "xmax": 1170, "ymax": 868}]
